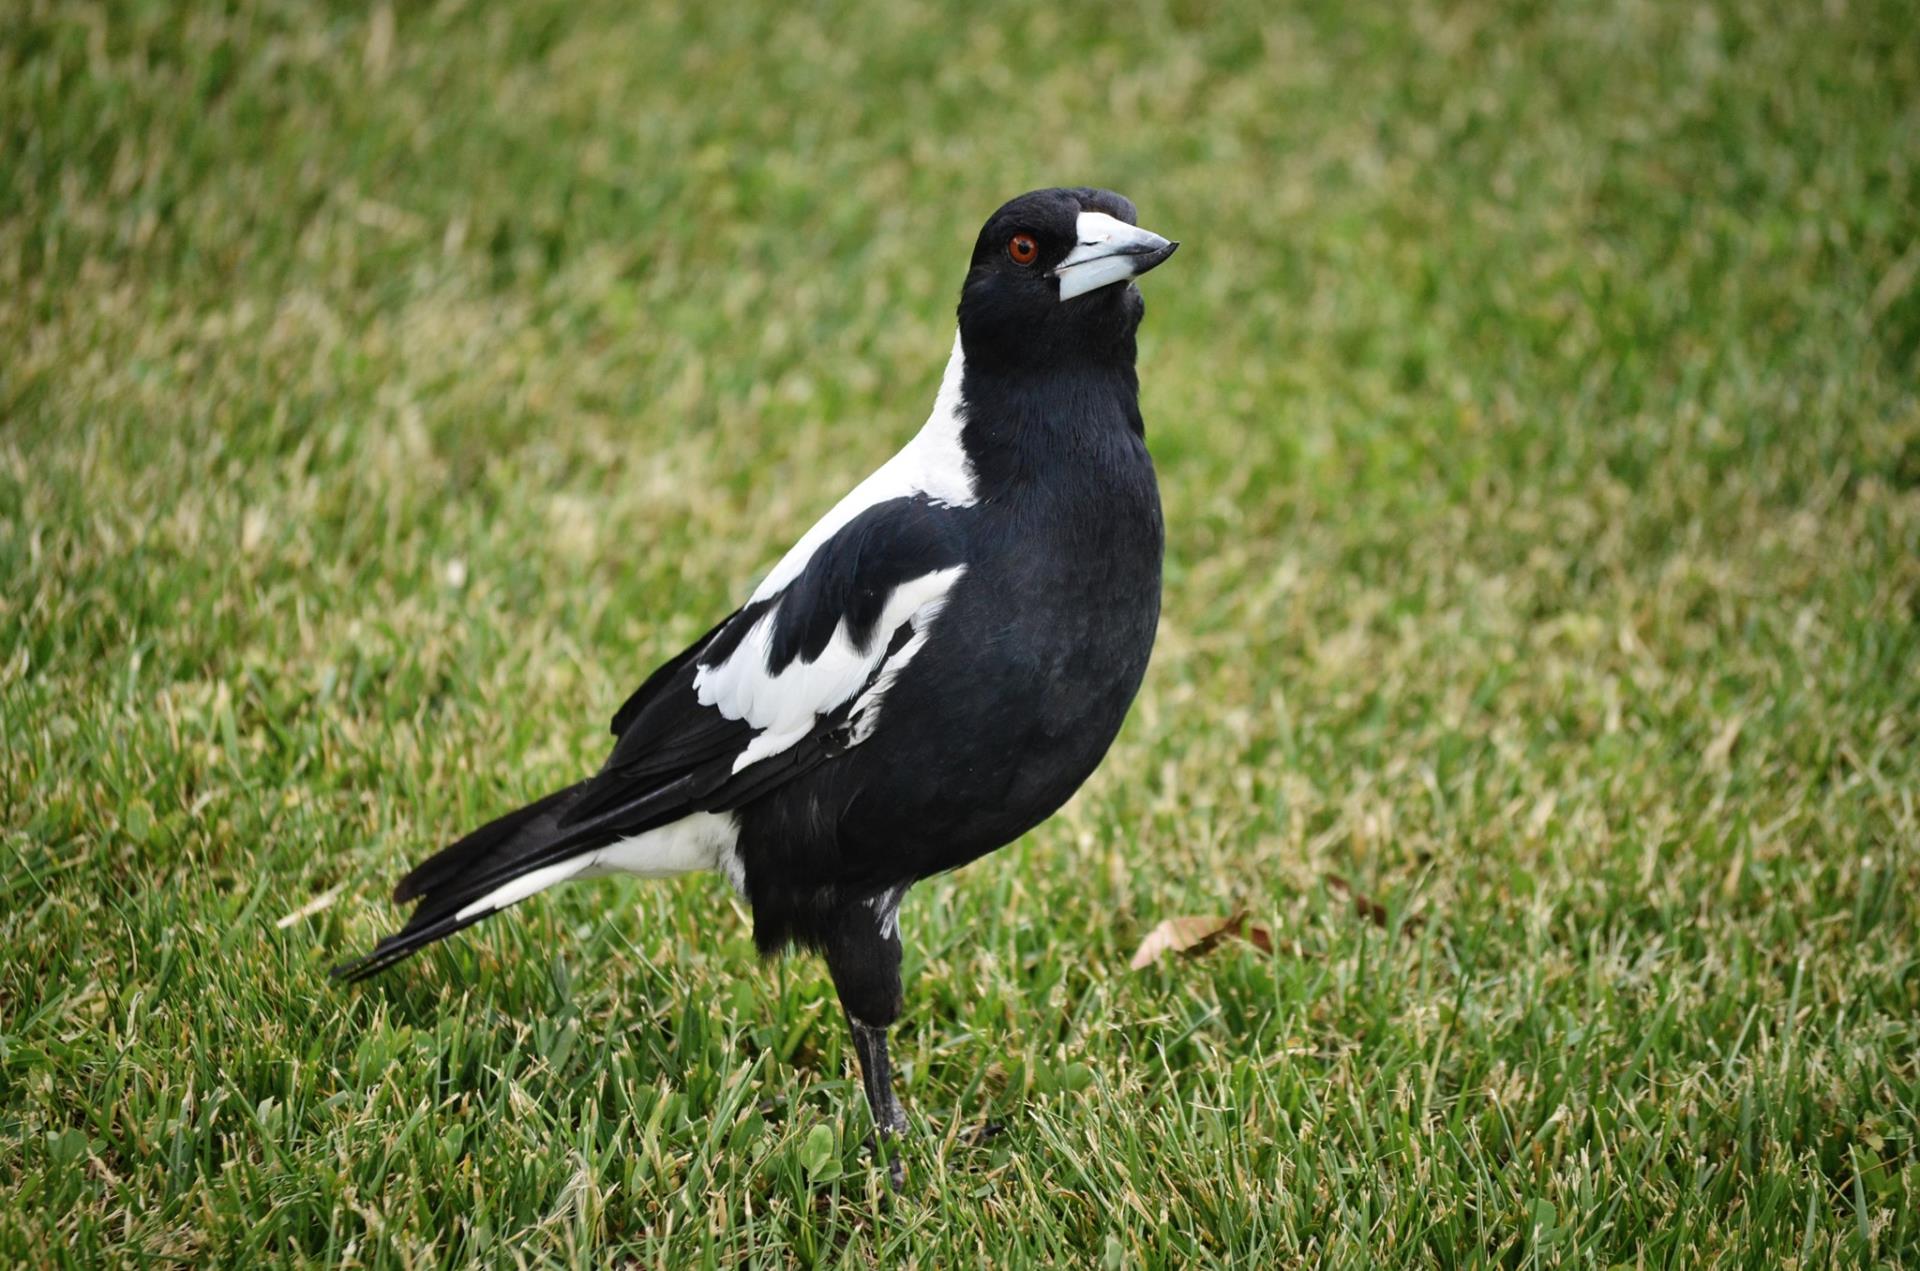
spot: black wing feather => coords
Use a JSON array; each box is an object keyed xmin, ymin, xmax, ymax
[
  {"xmin": 608, "ymin": 608, "xmax": 739, "ymax": 738},
  {"xmin": 566, "ymin": 496, "xmax": 965, "ymax": 833},
  {"xmin": 338, "ymin": 496, "xmax": 972, "ymax": 982}
]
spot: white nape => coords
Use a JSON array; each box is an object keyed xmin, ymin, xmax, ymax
[
  {"xmin": 452, "ymin": 811, "xmax": 740, "ymax": 921},
  {"xmin": 749, "ymin": 332, "xmax": 975, "ymax": 605}
]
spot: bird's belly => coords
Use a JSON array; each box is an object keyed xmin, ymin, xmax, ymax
[{"xmin": 836, "ymin": 553, "xmax": 1161, "ymax": 868}]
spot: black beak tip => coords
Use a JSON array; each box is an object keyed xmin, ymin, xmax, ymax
[{"xmin": 1138, "ymin": 240, "xmax": 1180, "ymax": 273}]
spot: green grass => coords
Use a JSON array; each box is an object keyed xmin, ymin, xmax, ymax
[{"xmin": 4, "ymin": 0, "xmax": 1918, "ymax": 1263}]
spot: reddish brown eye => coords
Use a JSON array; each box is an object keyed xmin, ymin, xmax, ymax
[{"xmin": 1008, "ymin": 233, "xmax": 1039, "ymax": 265}]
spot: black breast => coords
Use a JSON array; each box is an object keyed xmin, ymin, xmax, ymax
[{"xmin": 736, "ymin": 364, "xmax": 1164, "ymax": 921}]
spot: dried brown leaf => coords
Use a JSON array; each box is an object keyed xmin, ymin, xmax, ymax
[
  {"xmin": 1129, "ymin": 911, "xmax": 1275, "ymax": 969},
  {"xmin": 1326, "ymin": 874, "xmax": 1425, "ymax": 934},
  {"xmin": 1325, "ymin": 874, "xmax": 1387, "ymax": 926},
  {"xmin": 1129, "ymin": 913, "xmax": 1239, "ymax": 970}
]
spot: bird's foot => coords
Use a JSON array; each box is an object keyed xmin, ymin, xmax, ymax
[
  {"xmin": 881, "ymin": 1142, "xmax": 906, "ymax": 1193},
  {"xmin": 863, "ymin": 1106, "xmax": 910, "ymax": 1191}
]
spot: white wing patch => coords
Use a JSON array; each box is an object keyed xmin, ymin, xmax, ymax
[
  {"xmin": 695, "ymin": 565, "xmax": 966, "ymax": 772},
  {"xmin": 845, "ymin": 625, "xmax": 931, "ymax": 746},
  {"xmin": 751, "ymin": 332, "xmax": 974, "ymax": 604}
]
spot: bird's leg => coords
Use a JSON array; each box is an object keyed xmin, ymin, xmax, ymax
[
  {"xmin": 848, "ymin": 1013, "xmax": 908, "ymax": 1138},
  {"xmin": 824, "ymin": 889, "xmax": 909, "ymax": 1188}
]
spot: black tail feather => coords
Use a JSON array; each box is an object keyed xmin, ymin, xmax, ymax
[
  {"xmin": 331, "ymin": 907, "xmax": 496, "ymax": 983},
  {"xmin": 332, "ymin": 781, "xmax": 595, "ymax": 982},
  {"xmin": 393, "ymin": 783, "xmax": 588, "ymax": 905}
]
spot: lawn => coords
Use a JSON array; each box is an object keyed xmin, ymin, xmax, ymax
[{"xmin": 4, "ymin": 0, "xmax": 1918, "ymax": 1264}]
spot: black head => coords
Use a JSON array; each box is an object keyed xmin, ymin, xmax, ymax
[{"xmin": 957, "ymin": 187, "xmax": 1178, "ymax": 373}]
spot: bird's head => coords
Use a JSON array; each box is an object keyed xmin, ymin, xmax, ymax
[{"xmin": 957, "ymin": 187, "xmax": 1178, "ymax": 373}]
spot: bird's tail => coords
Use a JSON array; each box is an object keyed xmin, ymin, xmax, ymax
[{"xmin": 332, "ymin": 781, "xmax": 597, "ymax": 982}]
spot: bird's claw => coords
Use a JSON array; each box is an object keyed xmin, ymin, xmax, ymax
[{"xmin": 864, "ymin": 1114, "xmax": 910, "ymax": 1191}]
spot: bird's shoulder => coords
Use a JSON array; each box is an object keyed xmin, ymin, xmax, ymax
[
  {"xmin": 609, "ymin": 491, "xmax": 969, "ymax": 737},
  {"xmin": 559, "ymin": 488, "xmax": 973, "ymax": 836}
]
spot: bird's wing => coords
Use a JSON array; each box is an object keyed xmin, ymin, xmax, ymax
[{"xmin": 558, "ymin": 494, "xmax": 968, "ymax": 837}]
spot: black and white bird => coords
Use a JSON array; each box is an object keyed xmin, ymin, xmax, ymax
[{"xmin": 337, "ymin": 187, "xmax": 1177, "ymax": 1178}]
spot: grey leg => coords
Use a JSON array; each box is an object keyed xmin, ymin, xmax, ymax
[
  {"xmin": 848, "ymin": 1014, "xmax": 908, "ymax": 1189},
  {"xmin": 823, "ymin": 891, "xmax": 911, "ymax": 1189}
]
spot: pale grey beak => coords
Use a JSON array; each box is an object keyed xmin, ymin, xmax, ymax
[{"xmin": 1052, "ymin": 211, "xmax": 1179, "ymax": 301}]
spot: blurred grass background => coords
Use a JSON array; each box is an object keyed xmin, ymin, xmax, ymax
[{"xmin": 3, "ymin": 0, "xmax": 1918, "ymax": 1263}]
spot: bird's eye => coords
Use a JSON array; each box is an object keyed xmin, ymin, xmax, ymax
[{"xmin": 1008, "ymin": 234, "xmax": 1039, "ymax": 266}]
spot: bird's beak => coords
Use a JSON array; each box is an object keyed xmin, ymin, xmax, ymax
[{"xmin": 1052, "ymin": 211, "xmax": 1179, "ymax": 302}]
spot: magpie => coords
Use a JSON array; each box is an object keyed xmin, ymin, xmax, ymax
[{"xmin": 336, "ymin": 187, "xmax": 1178, "ymax": 1181}]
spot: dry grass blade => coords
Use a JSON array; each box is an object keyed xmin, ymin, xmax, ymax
[{"xmin": 274, "ymin": 883, "xmax": 345, "ymax": 929}]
